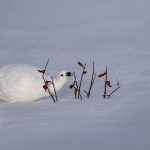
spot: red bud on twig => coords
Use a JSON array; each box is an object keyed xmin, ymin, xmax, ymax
[
  {"xmin": 37, "ymin": 70, "xmax": 45, "ymax": 74},
  {"xmin": 105, "ymin": 81, "xmax": 112, "ymax": 87},
  {"xmin": 69, "ymin": 81, "xmax": 76, "ymax": 89},
  {"xmin": 83, "ymin": 71, "xmax": 87, "ymax": 74},
  {"xmin": 39, "ymin": 59, "xmax": 56, "ymax": 102},
  {"xmin": 43, "ymin": 80, "xmax": 51, "ymax": 92},
  {"xmin": 78, "ymin": 62, "xmax": 85, "ymax": 69},
  {"xmin": 98, "ymin": 71, "xmax": 106, "ymax": 77},
  {"xmin": 43, "ymin": 84, "xmax": 48, "ymax": 92},
  {"xmin": 45, "ymin": 80, "xmax": 51, "ymax": 84}
]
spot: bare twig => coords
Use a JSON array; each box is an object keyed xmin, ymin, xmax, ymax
[
  {"xmin": 51, "ymin": 76, "xmax": 59, "ymax": 101},
  {"xmin": 103, "ymin": 66, "xmax": 108, "ymax": 99},
  {"xmin": 98, "ymin": 66, "xmax": 113, "ymax": 99},
  {"xmin": 40, "ymin": 58, "xmax": 50, "ymax": 80},
  {"xmin": 73, "ymin": 72, "xmax": 82, "ymax": 99},
  {"xmin": 108, "ymin": 81, "xmax": 120, "ymax": 99},
  {"xmin": 86, "ymin": 61, "xmax": 97, "ymax": 98},
  {"xmin": 98, "ymin": 67, "xmax": 120, "ymax": 99},
  {"xmin": 70, "ymin": 72, "xmax": 82, "ymax": 99},
  {"xmin": 46, "ymin": 86, "xmax": 56, "ymax": 102},
  {"xmin": 73, "ymin": 72, "xmax": 78, "ymax": 99},
  {"xmin": 70, "ymin": 62, "xmax": 86, "ymax": 100},
  {"xmin": 77, "ymin": 63, "xmax": 86, "ymax": 99},
  {"xmin": 38, "ymin": 59, "xmax": 56, "ymax": 102}
]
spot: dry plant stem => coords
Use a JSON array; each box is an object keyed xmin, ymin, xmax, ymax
[
  {"xmin": 77, "ymin": 63, "xmax": 86, "ymax": 99},
  {"xmin": 103, "ymin": 66, "xmax": 108, "ymax": 99},
  {"xmin": 73, "ymin": 72, "xmax": 82, "ymax": 99},
  {"xmin": 42, "ymin": 59, "xmax": 56, "ymax": 102},
  {"xmin": 87, "ymin": 61, "xmax": 97, "ymax": 98},
  {"xmin": 42, "ymin": 59, "xmax": 50, "ymax": 83},
  {"xmin": 73, "ymin": 72, "xmax": 78, "ymax": 99},
  {"xmin": 87, "ymin": 73, "xmax": 97, "ymax": 98},
  {"xmin": 47, "ymin": 86, "xmax": 56, "ymax": 102},
  {"xmin": 108, "ymin": 83, "xmax": 120, "ymax": 99},
  {"xmin": 51, "ymin": 76, "xmax": 59, "ymax": 101}
]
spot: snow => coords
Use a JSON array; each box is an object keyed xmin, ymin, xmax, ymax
[{"xmin": 0, "ymin": 0, "xmax": 150, "ymax": 150}]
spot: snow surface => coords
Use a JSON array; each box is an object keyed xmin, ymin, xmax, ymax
[{"xmin": 0, "ymin": 0, "xmax": 150, "ymax": 150}]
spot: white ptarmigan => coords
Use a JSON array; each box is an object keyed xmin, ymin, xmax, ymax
[{"xmin": 0, "ymin": 64, "xmax": 72, "ymax": 103}]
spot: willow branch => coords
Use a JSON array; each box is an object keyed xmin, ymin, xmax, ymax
[
  {"xmin": 86, "ymin": 61, "xmax": 97, "ymax": 98},
  {"xmin": 103, "ymin": 66, "xmax": 108, "ymax": 99},
  {"xmin": 77, "ymin": 63, "xmax": 86, "ymax": 99},
  {"xmin": 73, "ymin": 72, "xmax": 82, "ymax": 99},
  {"xmin": 108, "ymin": 81, "xmax": 120, "ymax": 99},
  {"xmin": 51, "ymin": 76, "xmax": 59, "ymax": 101},
  {"xmin": 41, "ymin": 59, "xmax": 56, "ymax": 102}
]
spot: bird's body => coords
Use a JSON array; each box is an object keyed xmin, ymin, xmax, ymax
[{"xmin": 0, "ymin": 64, "xmax": 71, "ymax": 103}]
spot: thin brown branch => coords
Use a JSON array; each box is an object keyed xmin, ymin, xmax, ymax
[
  {"xmin": 73, "ymin": 72, "xmax": 82, "ymax": 99},
  {"xmin": 86, "ymin": 61, "xmax": 97, "ymax": 98},
  {"xmin": 108, "ymin": 82, "xmax": 120, "ymax": 99},
  {"xmin": 47, "ymin": 86, "xmax": 56, "ymax": 102},
  {"xmin": 51, "ymin": 76, "xmax": 59, "ymax": 101},
  {"xmin": 42, "ymin": 58, "xmax": 49, "ymax": 80},
  {"xmin": 103, "ymin": 66, "xmax": 108, "ymax": 99},
  {"xmin": 87, "ymin": 73, "xmax": 97, "ymax": 98},
  {"xmin": 39, "ymin": 59, "xmax": 56, "ymax": 102},
  {"xmin": 73, "ymin": 72, "xmax": 78, "ymax": 99},
  {"xmin": 77, "ymin": 63, "xmax": 86, "ymax": 99}
]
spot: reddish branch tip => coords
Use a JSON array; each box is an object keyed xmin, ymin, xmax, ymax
[
  {"xmin": 69, "ymin": 81, "xmax": 75, "ymax": 89},
  {"xmin": 83, "ymin": 71, "xmax": 87, "ymax": 74},
  {"xmin": 37, "ymin": 70, "xmax": 45, "ymax": 74},
  {"xmin": 45, "ymin": 80, "xmax": 51, "ymax": 84},
  {"xmin": 43, "ymin": 84, "xmax": 48, "ymax": 92},
  {"xmin": 78, "ymin": 62, "xmax": 85, "ymax": 69},
  {"xmin": 98, "ymin": 71, "xmax": 106, "ymax": 77},
  {"xmin": 43, "ymin": 80, "xmax": 51, "ymax": 92},
  {"xmin": 105, "ymin": 81, "xmax": 112, "ymax": 87}
]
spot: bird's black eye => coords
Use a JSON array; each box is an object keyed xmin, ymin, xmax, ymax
[{"xmin": 60, "ymin": 74, "xmax": 64, "ymax": 76}]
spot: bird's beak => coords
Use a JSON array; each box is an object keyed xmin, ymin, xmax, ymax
[{"xmin": 66, "ymin": 72, "xmax": 72, "ymax": 77}]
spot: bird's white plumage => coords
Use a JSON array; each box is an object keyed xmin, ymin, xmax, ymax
[{"xmin": 0, "ymin": 64, "xmax": 70, "ymax": 102}]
